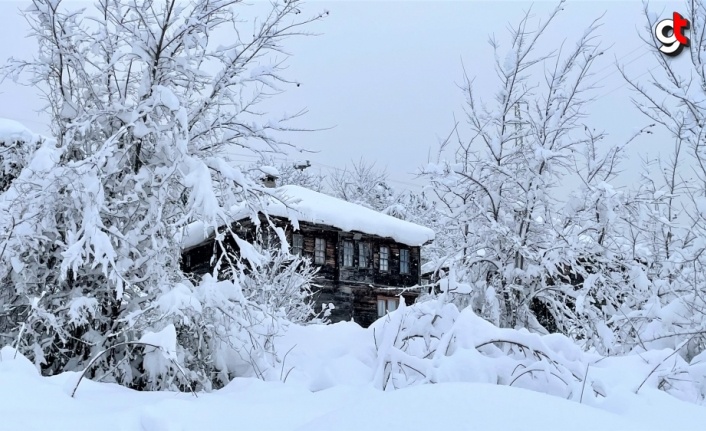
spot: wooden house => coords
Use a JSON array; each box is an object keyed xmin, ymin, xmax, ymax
[{"xmin": 180, "ymin": 185, "xmax": 435, "ymax": 327}]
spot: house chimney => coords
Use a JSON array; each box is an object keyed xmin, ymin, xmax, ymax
[
  {"xmin": 263, "ymin": 174, "xmax": 277, "ymax": 188},
  {"xmin": 259, "ymin": 166, "xmax": 280, "ymax": 188}
]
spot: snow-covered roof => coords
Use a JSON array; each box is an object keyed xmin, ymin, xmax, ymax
[
  {"xmin": 0, "ymin": 119, "xmax": 38, "ymax": 144},
  {"xmin": 258, "ymin": 165, "xmax": 280, "ymax": 177},
  {"xmin": 181, "ymin": 185, "xmax": 435, "ymax": 249}
]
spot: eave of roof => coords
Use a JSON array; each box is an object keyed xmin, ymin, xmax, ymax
[{"xmin": 180, "ymin": 185, "xmax": 436, "ymax": 250}]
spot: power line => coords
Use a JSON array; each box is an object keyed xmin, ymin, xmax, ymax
[
  {"xmin": 586, "ymin": 47, "xmax": 651, "ymax": 93},
  {"xmin": 590, "ymin": 44, "xmax": 647, "ymax": 77},
  {"xmin": 595, "ymin": 64, "xmax": 660, "ymax": 100}
]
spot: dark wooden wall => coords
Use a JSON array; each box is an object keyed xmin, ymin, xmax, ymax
[
  {"xmin": 181, "ymin": 216, "xmax": 426, "ymax": 328},
  {"xmin": 336, "ymin": 233, "xmax": 420, "ymax": 287}
]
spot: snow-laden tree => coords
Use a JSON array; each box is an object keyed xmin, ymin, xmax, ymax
[
  {"xmin": 420, "ymin": 3, "xmax": 650, "ymax": 343},
  {"xmin": 614, "ymin": 1, "xmax": 706, "ymax": 360},
  {"xmin": 0, "ymin": 0, "xmax": 326, "ymax": 390},
  {"xmin": 555, "ymin": 128, "xmax": 655, "ymax": 352},
  {"xmin": 328, "ymin": 159, "xmax": 398, "ymax": 214}
]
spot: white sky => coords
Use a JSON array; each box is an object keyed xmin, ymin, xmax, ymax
[{"xmin": 0, "ymin": 0, "xmax": 687, "ymax": 192}]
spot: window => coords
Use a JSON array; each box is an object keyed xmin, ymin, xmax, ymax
[
  {"xmin": 358, "ymin": 242, "xmax": 371, "ymax": 268},
  {"xmin": 379, "ymin": 246, "xmax": 389, "ymax": 272},
  {"xmin": 377, "ymin": 297, "xmax": 399, "ymax": 317},
  {"xmin": 291, "ymin": 234, "xmax": 303, "ymax": 256},
  {"xmin": 400, "ymin": 249, "xmax": 410, "ymax": 274},
  {"xmin": 314, "ymin": 238, "xmax": 326, "ymax": 264},
  {"xmin": 343, "ymin": 241, "xmax": 354, "ymax": 267}
]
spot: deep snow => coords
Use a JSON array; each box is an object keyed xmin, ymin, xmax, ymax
[{"xmin": 1, "ymin": 317, "xmax": 705, "ymax": 431}]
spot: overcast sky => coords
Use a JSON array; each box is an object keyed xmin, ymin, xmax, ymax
[{"xmin": 0, "ymin": 0, "xmax": 686, "ymax": 192}]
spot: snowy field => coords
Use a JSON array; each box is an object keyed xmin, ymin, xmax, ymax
[{"xmin": 3, "ymin": 307, "xmax": 706, "ymax": 431}]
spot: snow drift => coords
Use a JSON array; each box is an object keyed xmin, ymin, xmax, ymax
[{"xmin": 2, "ymin": 298, "xmax": 706, "ymax": 430}]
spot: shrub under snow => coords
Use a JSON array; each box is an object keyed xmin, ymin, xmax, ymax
[{"xmin": 365, "ymin": 296, "xmax": 706, "ymax": 405}]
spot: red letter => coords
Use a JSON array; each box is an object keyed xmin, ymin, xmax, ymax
[{"xmin": 674, "ymin": 12, "xmax": 689, "ymax": 45}]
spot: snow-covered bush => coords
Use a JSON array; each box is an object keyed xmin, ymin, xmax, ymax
[
  {"xmin": 234, "ymin": 248, "xmax": 319, "ymax": 324},
  {"xmin": 372, "ymin": 296, "xmax": 581, "ymax": 396},
  {"xmin": 61, "ymin": 264, "xmax": 314, "ymax": 392},
  {"xmin": 144, "ymin": 275, "xmax": 295, "ymax": 390},
  {"xmin": 371, "ymin": 297, "xmax": 704, "ymax": 404}
]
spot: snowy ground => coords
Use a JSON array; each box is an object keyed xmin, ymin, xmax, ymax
[{"xmin": 2, "ymin": 317, "xmax": 706, "ymax": 431}]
